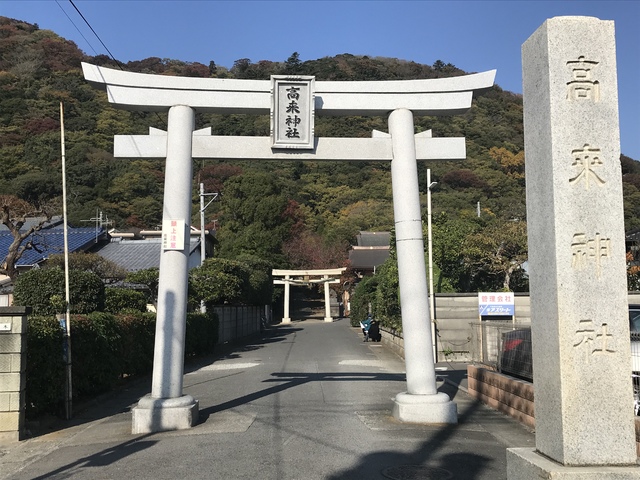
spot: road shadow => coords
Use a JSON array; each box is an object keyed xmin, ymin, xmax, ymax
[
  {"xmin": 24, "ymin": 323, "xmax": 303, "ymax": 440},
  {"xmin": 327, "ymin": 395, "xmax": 495, "ymax": 480},
  {"xmin": 28, "ymin": 434, "xmax": 156, "ymax": 480}
]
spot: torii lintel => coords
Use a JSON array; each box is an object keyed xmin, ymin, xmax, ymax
[{"xmin": 82, "ymin": 62, "xmax": 496, "ymax": 116}]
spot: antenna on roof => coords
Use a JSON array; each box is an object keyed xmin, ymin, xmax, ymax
[{"xmin": 81, "ymin": 210, "xmax": 113, "ymax": 243}]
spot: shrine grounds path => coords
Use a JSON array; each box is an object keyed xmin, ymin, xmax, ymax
[{"xmin": 0, "ymin": 318, "xmax": 534, "ymax": 480}]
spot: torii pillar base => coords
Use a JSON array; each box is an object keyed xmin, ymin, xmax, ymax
[
  {"xmin": 392, "ymin": 392, "xmax": 457, "ymax": 424},
  {"xmin": 132, "ymin": 394, "xmax": 199, "ymax": 434},
  {"xmin": 281, "ymin": 317, "xmax": 292, "ymax": 324}
]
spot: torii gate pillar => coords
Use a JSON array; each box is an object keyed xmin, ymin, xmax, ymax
[
  {"xmin": 389, "ymin": 109, "xmax": 457, "ymax": 423},
  {"xmin": 323, "ymin": 275, "xmax": 332, "ymax": 322},
  {"xmin": 132, "ymin": 105, "xmax": 199, "ymax": 433}
]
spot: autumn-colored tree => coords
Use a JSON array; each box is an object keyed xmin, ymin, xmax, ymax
[
  {"xmin": 0, "ymin": 195, "xmax": 54, "ymax": 280},
  {"xmin": 489, "ymin": 146, "xmax": 525, "ymax": 179},
  {"xmin": 282, "ymin": 230, "xmax": 348, "ymax": 270}
]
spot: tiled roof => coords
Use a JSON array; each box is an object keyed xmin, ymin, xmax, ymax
[
  {"xmin": 0, "ymin": 216, "xmax": 62, "ymax": 232},
  {"xmin": 94, "ymin": 238, "xmax": 200, "ymax": 272},
  {"xmin": 356, "ymin": 231, "xmax": 391, "ymax": 247},
  {"xmin": 348, "ymin": 247, "xmax": 390, "ymax": 270},
  {"xmin": 0, "ymin": 226, "xmax": 103, "ymax": 266}
]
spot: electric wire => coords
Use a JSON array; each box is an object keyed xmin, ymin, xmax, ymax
[
  {"xmin": 60, "ymin": 0, "xmax": 167, "ymax": 127},
  {"xmin": 54, "ymin": 0, "xmax": 99, "ymax": 57},
  {"xmin": 67, "ymin": 0, "xmax": 125, "ymax": 70}
]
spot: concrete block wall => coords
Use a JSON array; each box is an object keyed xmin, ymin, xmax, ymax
[
  {"xmin": 433, "ymin": 293, "xmax": 531, "ymax": 361},
  {"xmin": 213, "ymin": 305, "xmax": 263, "ymax": 344},
  {"xmin": 0, "ymin": 307, "xmax": 29, "ymax": 443}
]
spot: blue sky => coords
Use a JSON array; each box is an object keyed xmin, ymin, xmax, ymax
[{"xmin": 3, "ymin": 0, "xmax": 639, "ymax": 158}]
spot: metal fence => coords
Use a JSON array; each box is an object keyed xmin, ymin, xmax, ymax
[
  {"xmin": 470, "ymin": 321, "xmax": 533, "ymax": 381},
  {"xmin": 472, "ymin": 321, "xmax": 640, "ymax": 414}
]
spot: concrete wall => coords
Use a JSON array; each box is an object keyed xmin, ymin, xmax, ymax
[
  {"xmin": 433, "ymin": 293, "xmax": 531, "ymax": 362},
  {"xmin": 0, "ymin": 307, "xmax": 30, "ymax": 442},
  {"xmin": 213, "ymin": 305, "xmax": 265, "ymax": 344},
  {"xmin": 392, "ymin": 292, "xmax": 638, "ymax": 362}
]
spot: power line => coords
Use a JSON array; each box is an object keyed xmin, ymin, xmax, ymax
[
  {"xmin": 56, "ymin": 0, "xmax": 168, "ymax": 127},
  {"xmin": 67, "ymin": 0, "xmax": 124, "ymax": 70},
  {"xmin": 54, "ymin": 0, "xmax": 99, "ymax": 56}
]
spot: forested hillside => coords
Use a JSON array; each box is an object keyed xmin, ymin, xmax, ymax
[{"xmin": 2, "ymin": 16, "xmax": 639, "ymax": 292}]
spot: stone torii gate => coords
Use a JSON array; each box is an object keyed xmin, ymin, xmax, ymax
[
  {"xmin": 272, "ymin": 268, "xmax": 346, "ymax": 323},
  {"xmin": 83, "ymin": 63, "xmax": 495, "ymax": 433}
]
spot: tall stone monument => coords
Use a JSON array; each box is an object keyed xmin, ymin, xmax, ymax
[{"xmin": 507, "ymin": 16, "xmax": 640, "ymax": 478}]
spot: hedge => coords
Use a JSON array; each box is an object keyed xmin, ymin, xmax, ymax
[
  {"xmin": 25, "ymin": 310, "xmax": 218, "ymax": 418},
  {"xmin": 14, "ymin": 268, "xmax": 105, "ymax": 315}
]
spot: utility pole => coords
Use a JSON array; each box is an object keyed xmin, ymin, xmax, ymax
[
  {"xmin": 199, "ymin": 183, "xmax": 220, "ymax": 312},
  {"xmin": 427, "ymin": 169, "xmax": 438, "ymax": 362}
]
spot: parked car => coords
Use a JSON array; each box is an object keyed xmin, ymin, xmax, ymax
[
  {"xmin": 498, "ymin": 328, "xmax": 533, "ymax": 382},
  {"xmin": 498, "ymin": 305, "xmax": 640, "ymax": 384}
]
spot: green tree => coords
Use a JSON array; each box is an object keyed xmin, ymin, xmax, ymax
[
  {"xmin": 462, "ymin": 220, "xmax": 528, "ymax": 291},
  {"xmin": 431, "ymin": 213, "xmax": 479, "ymax": 292},
  {"xmin": 189, "ymin": 258, "xmax": 249, "ymax": 305},
  {"xmin": 13, "ymin": 267, "xmax": 105, "ymax": 315},
  {"xmin": 47, "ymin": 252, "xmax": 127, "ymax": 284}
]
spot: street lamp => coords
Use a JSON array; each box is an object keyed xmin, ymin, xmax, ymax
[{"xmin": 427, "ymin": 169, "xmax": 438, "ymax": 362}]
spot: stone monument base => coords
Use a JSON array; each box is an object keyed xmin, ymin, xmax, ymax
[
  {"xmin": 392, "ymin": 391, "xmax": 457, "ymax": 424},
  {"xmin": 132, "ymin": 394, "xmax": 199, "ymax": 434},
  {"xmin": 507, "ymin": 448, "xmax": 640, "ymax": 479}
]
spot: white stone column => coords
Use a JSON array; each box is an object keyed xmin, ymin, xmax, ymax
[
  {"xmin": 132, "ymin": 105, "xmax": 198, "ymax": 434},
  {"xmin": 323, "ymin": 275, "xmax": 333, "ymax": 322},
  {"xmin": 282, "ymin": 275, "xmax": 291, "ymax": 323},
  {"xmin": 388, "ymin": 108, "xmax": 457, "ymax": 424},
  {"xmin": 508, "ymin": 17, "xmax": 640, "ymax": 478}
]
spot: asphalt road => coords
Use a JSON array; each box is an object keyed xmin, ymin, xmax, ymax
[{"xmin": 0, "ymin": 318, "xmax": 535, "ymax": 480}]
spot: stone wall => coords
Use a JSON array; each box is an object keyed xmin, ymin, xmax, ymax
[{"xmin": 0, "ymin": 307, "xmax": 29, "ymax": 442}]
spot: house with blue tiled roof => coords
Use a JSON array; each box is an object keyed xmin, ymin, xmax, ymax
[{"xmin": 0, "ymin": 217, "xmax": 104, "ymax": 274}]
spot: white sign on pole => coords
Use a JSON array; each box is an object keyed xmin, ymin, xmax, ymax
[
  {"xmin": 271, "ymin": 75, "xmax": 315, "ymax": 149},
  {"xmin": 162, "ymin": 219, "xmax": 185, "ymax": 251},
  {"xmin": 478, "ymin": 291, "xmax": 515, "ymax": 316}
]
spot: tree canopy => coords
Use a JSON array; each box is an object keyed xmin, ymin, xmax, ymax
[{"xmin": 1, "ymin": 16, "xmax": 639, "ymax": 291}]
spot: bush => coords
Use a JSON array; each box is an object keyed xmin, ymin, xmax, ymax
[
  {"xmin": 374, "ymin": 259, "xmax": 402, "ymax": 331},
  {"xmin": 14, "ymin": 268, "xmax": 105, "ymax": 315},
  {"xmin": 116, "ymin": 312, "xmax": 156, "ymax": 376},
  {"xmin": 25, "ymin": 316, "xmax": 65, "ymax": 417},
  {"xmin": 185, "ymin": 311, "xmax": 219, "ymax": 356},
  {"xmin": 25, "ymin": 309, "xmax": 219, "ymax": 418},
  {"xmin": 350, "ymin": 276, "xmax": 378, "ymax": 327},
  {"xmin": 105, "ymin": 287, "xmax": 148, "ymax": 313},
  {"xmin": 71, "ymin": 312, "xmax": 121, "ymax": 397}
]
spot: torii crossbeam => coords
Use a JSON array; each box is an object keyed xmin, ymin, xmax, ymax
[{"xmin": 83, "ymin": 62, "xmax": 495, "ymax": 432}]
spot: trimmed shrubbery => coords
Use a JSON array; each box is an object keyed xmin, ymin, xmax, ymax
[
  {"xmin": 24, "ymin": 310, "xmax": 218, "ymax": 418},
  {"xmin": 14, "ymin": 268, "xmax": 105, "ymax": 315},
  {"xmin": 105, "ymin": 287, "xmax": 148, "ymax": 313},
  {"xmin": 18, "ymin": 256, "xmax": 270, "ymax": 418}
]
